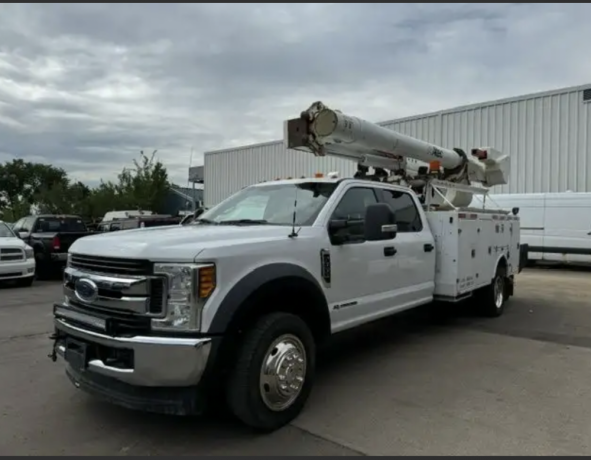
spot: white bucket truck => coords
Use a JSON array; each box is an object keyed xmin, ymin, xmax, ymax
[{"xmin": 49, "ymin": 101, "xmax": 526, "ymax": 432}]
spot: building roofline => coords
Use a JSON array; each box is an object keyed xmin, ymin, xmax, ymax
[{"xmin": 204, "ymin": 82, "xmax": 591, "ymax": 157}]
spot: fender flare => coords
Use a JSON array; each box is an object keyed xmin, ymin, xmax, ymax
[
  {"xmin": 494, "ymin": 253, "xmax": 508, "ymax": 276},
  {"xmin": 208, "ymin": 263, "xmax": 328, "ymax": 335}
]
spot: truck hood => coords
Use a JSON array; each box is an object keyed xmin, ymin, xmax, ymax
[
  {"xmin": 69, "ymin": 224, "xmax": 295, "ymax": 261},
  {"xmin": 0, "ymin": 237, "xmax": 30, "ymax": 249}
]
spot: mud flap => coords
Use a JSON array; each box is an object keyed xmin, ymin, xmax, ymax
[{"xmin": 518, "ymin": 244, "xmax": 529, "ymax": 273}]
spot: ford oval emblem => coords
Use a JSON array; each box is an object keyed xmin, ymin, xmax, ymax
[{"xmin": 74, "ymin": 278, "xmax": 99, "ymax": 303}]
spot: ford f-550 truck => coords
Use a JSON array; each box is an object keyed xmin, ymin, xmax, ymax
[{"xmin": 49, "ymin": 101, "xmax": 526, "ymax": 432}]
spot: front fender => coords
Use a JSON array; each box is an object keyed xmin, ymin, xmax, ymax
[{"xmin": 207, "ymin": 263, "xmax": 326, "ymax": 334}]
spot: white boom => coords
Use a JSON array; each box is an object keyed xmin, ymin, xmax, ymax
[{"xmin": 284, "ymin": 101, "xmax": 510, "ymax": 196}]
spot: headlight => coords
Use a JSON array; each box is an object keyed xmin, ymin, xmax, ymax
[
  {"xmin": 152, "ymin": 263, "xmax": 216, "ymax": 332},
  {"xmin": 66, "ymin": 253, "xmax": 72, "ymax": 267},
  {"xmin": 25, "ymin": 247, "xmax": 34, "ymax": 259}
]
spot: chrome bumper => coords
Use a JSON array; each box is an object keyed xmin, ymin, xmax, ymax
[{"xmin": 54, "ymin": 319, "xmax": 212, "ymax": 387}]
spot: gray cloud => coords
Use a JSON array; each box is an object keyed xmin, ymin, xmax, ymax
[{"xmin": 0, "ymin": 3, "xmax": 590, "ymax": 185}]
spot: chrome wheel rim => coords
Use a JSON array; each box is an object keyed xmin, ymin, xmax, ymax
[
  {"xmin": 259, "ymin": 334, "xmax": 307, "ymax": 412},
  {"xmin": 494, "ymin": 276, "xmax": 504, "ymax": 309}
]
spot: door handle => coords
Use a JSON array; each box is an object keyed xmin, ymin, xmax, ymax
[
  {"xmin": 383, "ymin": 247, "xmax": 397, "ymax": 257},
  {"xmin": 424, "ymin": 243, "xmax": 435, "ymax": 252}
]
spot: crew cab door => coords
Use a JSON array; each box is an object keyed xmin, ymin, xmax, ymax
[
  {"xmin": 324, "ymin": 184, "xmax": 403, "ymax": 332},
  {"xmin": 375, "ymin": 187, "xmax": 436, "ymax": 305}
]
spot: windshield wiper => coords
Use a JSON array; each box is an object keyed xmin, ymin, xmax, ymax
[
  {"xmin": 217, "ymin": 219, "xmax": 269, "ymax": 225},
  {"xmin": 194, "ymin": 218, "xmax": 218, "ymax": 225}
]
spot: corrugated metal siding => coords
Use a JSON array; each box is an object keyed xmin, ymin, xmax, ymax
[
  {"xmin": 204, "ymin": 85, "xmax": 591, "ymax": 205},
  {"xmin": 204, "ymin": 142, "xmax": 357, "ymax": 207},
  {"xmin": 381, "ymin": 87, "xmax": 591, "ymax": 194}
]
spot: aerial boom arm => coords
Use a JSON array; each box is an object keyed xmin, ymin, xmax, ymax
[{"xmin": 284, "ymin": 101, "xmax": 510, "ymax": 188}]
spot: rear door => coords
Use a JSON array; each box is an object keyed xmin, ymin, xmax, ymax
[{"xmin": 377, "ymin": 187, "xmax": 436, "ymax": 305}]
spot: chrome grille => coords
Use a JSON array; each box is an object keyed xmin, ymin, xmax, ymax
[
  {"xmin": 69, "ymin": 254, "xmax": 152, "ymax": 276},
  {"xmin": 0, "ymin": 248, "xmax": 25, "ymax": 262},
  {"xmin": 57, "ymin": 300, "xmax": 151, "ymax": 336},
  {"xmin": 60, "ymin": 253, "xmax": 168, "ymax": 335}
]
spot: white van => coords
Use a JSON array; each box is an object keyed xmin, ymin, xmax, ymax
[{"xmin": 471, "ymin": 192, "xmax": 591, "ymax": 265}]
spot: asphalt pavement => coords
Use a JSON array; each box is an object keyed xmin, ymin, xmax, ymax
[{"xmin": 1, "ymin": 267, "xmax": 591, "ymax": 455}]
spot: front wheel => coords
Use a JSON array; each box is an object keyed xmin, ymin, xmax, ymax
[
  {"xmin": 479, "ymin": 265, "xmax": 507, "ymax": 318},
  {"xmin": 226, "ymin": 312, "xmax": 316, "ymax": 432}
]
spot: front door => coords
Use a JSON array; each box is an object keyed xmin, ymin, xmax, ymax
[{"xmin": 325, "ymin": 185, "xmax": 402, "ymax": 332}]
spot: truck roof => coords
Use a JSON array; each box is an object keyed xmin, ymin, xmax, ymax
[
  {"xmin": 251, "ymin": 177, "xmax": 341, "ymax": 187},
  {"xmin": 249, "ymin": 177, "xmax": 416, "ymax": 195}
]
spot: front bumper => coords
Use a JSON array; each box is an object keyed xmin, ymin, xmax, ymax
[
  {"xmin": 0, "ymin": 259, "xmax": 35, "ymax": 280},
  {"xmin": 54, "ymin": 318, "xmax": 212, "ymax": 387}
]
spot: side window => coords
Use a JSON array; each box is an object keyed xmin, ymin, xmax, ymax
[
  {"xmin": 331, "ymin": 187, "xmax": 379, "ymax": 239},
  {"xmin": 109, "ymin": 222, "xmax": 122, "ymax": 232},
  {"xmin": 122, "ymin": 221, "xmax": 137, "ymax": 230},
  {"xmin": 380, "ymin": 190, "xmax": 423, "ymax": 232}
]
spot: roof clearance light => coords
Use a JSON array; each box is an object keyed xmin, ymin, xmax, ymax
[
  {"xmin": 428, "ymin": 161, "xmax": 441, "ymax": 173},
  {"xmin": 314, "ymin": 173, "xmax": 324, "ymax": 178}
]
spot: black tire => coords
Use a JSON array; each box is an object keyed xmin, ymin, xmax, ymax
[
  {"xmin": 479, "ymin": 265, "xmax": 507, "ymax": 318},
  {"xmin": 225, "ymin": 312, "xmax": 316, "ymax": 432},
  {"xmin": 16, "ymin": 276, "xmax": 34, "ymax": 288},
  {"xmin": 34, "ymin": 255, "xmax": 46, "ymax": 280}
]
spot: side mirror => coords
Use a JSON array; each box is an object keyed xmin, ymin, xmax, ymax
[
  {"xmin": 327, "ymin": 218, "xmax": 364, "ymax": 245},
  {"xmin": 364, "ymin": 203, "xmax": 397, "ymax": 241},
  {"xmin": 18, "ymin": 231, "xmax": 29, "ymax": 239}
]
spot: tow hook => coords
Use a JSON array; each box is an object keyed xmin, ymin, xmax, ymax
[{"xmin": 48, "ymin": 332, "xmax": 59, "ymax": 362}]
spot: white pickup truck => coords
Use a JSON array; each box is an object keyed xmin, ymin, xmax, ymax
[
  {"xmin": 50, "ymin": 175, "xmax": 525, "ymax": 432},
  {"xmin": 0, "ymin": 220, "xmax": 36, "ymax": 286}
]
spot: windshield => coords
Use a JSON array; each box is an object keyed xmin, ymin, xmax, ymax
[
  {"xmin": 0, "ymin": 222, "xmax": 16, "ymax": 238},
  {"xmin": 35, "ymin": 217, "xmax": 87, "ymax": 233},
  {"xmin": 197, "ymin": 182, "xmax": 337, "ymax": 226}
]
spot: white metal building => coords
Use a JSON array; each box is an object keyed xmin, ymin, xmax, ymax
[{"xmin": 203, "ymin": 84, "xmax": 591, "ymax": 207}]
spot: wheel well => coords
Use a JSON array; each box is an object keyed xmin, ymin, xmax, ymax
[
  {"xmin": 225, "ymin": 276, "xmax": 331, "ymax": 345},
  {"xmin": 496, "ymin": 256, "xmax": 507, "ymax": 275}
]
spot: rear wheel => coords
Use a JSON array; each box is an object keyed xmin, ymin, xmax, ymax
[
  {"xmin": 226, "ymin": 312, "xmax": 316, "ymax": 432},
  {"xmin": 479, "ymin": 265, "xmax": 507, "ymax": 318}
]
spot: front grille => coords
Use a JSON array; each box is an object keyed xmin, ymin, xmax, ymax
[
  {"xmin": 65, "ymin": 300, "xmax": 151, "ymax": 336},
  {"xmin": 0, "ymin": 248, "xmax": 24, "ymax": 262},
  {"xmin": 69, "ymin": 254, "xmax": 152, "ymax": 276}
]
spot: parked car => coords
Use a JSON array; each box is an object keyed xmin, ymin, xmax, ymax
[
  {"xmin": 0, "ymin": 220, "xmax": 35, "ymax": 287},
  {"xmin": 11, "ymin": 215, "xmax": 93, "ymax": 278}
]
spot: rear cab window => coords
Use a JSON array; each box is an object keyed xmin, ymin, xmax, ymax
[{"xmin": 34, "ymin": 217, "xmax": 88, "ymax": 233}]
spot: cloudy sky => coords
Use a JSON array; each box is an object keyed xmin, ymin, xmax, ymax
[{"xmin": 0, "ymin": 3, "xmax": 589, "ymax": 186}]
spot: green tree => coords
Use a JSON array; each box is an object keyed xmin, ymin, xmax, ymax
[
  {"xmin": 115, "ymin": 150, "xmax": 170, "ymax": 213},
  {"xmin": 0, "ymin": 150, "xmax": 170, "ymax": 222},
  {"xmin": 0, "ymin": 160, "xmax": 69, "ymax": 221}
]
